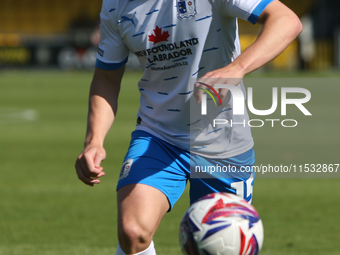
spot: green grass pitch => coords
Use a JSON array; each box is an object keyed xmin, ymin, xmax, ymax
[{"xmin": 0, "ymin": 70, "xmax": 339, "ymax": 254}]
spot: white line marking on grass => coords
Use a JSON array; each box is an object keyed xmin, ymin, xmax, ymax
[{"xmin": 0, "ymin": 108, "xmax": 39, "ymax": 125}]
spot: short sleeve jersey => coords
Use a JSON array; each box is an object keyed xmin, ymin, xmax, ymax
[{"xmin": 97, "ymin": 0, "xmax": 273, "ymax": 158}]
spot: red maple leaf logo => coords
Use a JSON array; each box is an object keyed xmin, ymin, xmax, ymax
[{"xmin": 148, "ymin": 26, "xmax": 170, "ymax": 45}]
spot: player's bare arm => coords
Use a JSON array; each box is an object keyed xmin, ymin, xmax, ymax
[
  {"xmin": 75, "ymin": 66, "xmax": 125, "ymax": 186},
  {"xmin": 195, "ymin": 0, "xmax": 303, "ymax": 104}
]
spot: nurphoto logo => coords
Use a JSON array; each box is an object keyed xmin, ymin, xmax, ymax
[{"xmin": 200, "ymin": 84, "xmax": 312, "ymax": 128}]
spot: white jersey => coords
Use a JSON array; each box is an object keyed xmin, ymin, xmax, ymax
[{"xmin": 97, "ymin": 0, "xmax": 273, "ymax": 158}]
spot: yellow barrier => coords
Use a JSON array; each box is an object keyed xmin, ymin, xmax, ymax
[
  {"xmin": 0, "ymin": 34, "xmax": 20, "ymax": 47},
  {"xmin": 0, "ymin": 47, "xmax": 31, "ymax": 64}
]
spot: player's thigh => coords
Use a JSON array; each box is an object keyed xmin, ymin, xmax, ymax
[{"xmin": 117, "ymin": 183, "xmax": 170, "ymax": 236}]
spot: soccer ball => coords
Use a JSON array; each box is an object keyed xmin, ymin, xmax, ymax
[{"xmin": 179, "ymin": 193, "xmax": 263, "ymax": 255}]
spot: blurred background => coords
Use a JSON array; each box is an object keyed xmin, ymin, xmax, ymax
[{"xmin": 0, "ymin": 0, "xmax": 340, "ymax": 71}]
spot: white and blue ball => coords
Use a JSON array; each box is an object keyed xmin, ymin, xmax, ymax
[{"xmin": 179, "ymin": 193, "xmax": 264, "ymax": 255}]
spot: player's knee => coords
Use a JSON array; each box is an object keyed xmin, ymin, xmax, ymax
[{"xmin": 118, "ymin": 220, "xmax": 152, "ymax": 250}]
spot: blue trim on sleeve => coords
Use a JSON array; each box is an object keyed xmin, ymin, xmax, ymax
[
  {"xmin": 248, "ymin": 0, "xmax": 274, "ymax": 24},
  {"xmin": 96, "ymin": 57, "xmax": 128, "ymax": 70}
]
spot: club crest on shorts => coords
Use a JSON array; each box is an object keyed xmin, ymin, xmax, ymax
[
  {"xmin": 119, "ymin": 159, "xmax": 133, "ymax": 180},
  {"xmin": 177, "ymin": 0, "xmax": 197, "ymax": 19}
]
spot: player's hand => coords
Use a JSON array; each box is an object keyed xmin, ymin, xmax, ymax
[
  {"xmin": 75, "ymin": 144, "xmax": 106, "ymax": 186},
  {"xmin": 194, "ymin": 65, "xmax": 244, "ymax": 105}
]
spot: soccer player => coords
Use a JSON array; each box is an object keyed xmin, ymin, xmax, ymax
[{"xmin": 75, "ymin": 0, "xmax": 302, "ymax": 254}]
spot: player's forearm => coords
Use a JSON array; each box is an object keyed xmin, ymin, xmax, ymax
[
  {"xmin": 231, "ymin": 1, "xmax": 303, "ymax": 76},
  {"xmin": 85, "ymin": 95, "xmax": 116, "ymax": 147},
  {"xmin": 84, "ymin": 67, "xmax": 124, "ymax": 147}
]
